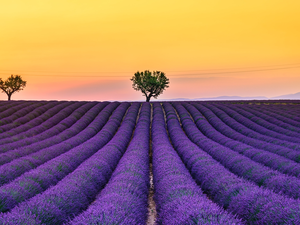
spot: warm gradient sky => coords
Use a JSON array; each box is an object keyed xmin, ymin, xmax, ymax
[{"xmin": 1, "ymin": 0, "xmax": 300, "ymax": 101}]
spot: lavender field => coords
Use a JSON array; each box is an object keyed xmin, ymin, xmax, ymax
[{"xmin": 1, "ymin": 100, "xmax": 300, "ymax": 224}]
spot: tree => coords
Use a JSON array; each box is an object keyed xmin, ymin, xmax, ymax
[
  {"xmin": 131, "ymin": 70, "xmax": 170, "ymax": 102},
  {"xmin": 0, "ymin": 75, "xmax": 27, "ymax": 101}
]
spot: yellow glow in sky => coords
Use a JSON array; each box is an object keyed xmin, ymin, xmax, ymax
[{"xmin": 0, "ymin": 0, "xmax": 300, "ymax": 100}]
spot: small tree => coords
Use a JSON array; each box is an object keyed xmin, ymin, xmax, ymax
[
  {"xmin": 0, "ymin": 75, "xmax": 27, "ymax": 101},
  {"xmin": 131, "ymin": 70, "xmax": 170, "ymax": 102}
]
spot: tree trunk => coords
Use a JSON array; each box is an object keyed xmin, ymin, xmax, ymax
[
  {"xmin": 146, "ymin": 96, "xmax": 151, "ymax": 102},
  {"xmin": 8, "ymin": 94, "xmax": 11, "ymax": 101}
]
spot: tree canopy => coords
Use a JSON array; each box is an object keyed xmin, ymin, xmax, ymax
[
  {"xmin": 131, "ymin": 70, "xmax": 169, "ymax": 102},
  {"xmin": 0, "ymin": 75, "xmax": 27, "ymax": 101}
]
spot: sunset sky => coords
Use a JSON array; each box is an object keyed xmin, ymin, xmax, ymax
[{"xmin": 1, "ymin": 0, "xmax": 300, "ymax": 101}]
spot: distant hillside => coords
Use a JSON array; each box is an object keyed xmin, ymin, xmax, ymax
[
  {"xmin": 271, "ymin": 92, "xmax": 300, "ymax": 99},
  {"xmin": 155, "ymin": 92, "xmax": 300, "ymax": 101},
  {"xmin": 156, "ymin": 95, "xmax": 268, "ymax": 101},
  {"xmin": 194, "ymin": 96, "xmax": 268, "ymax": 100}
]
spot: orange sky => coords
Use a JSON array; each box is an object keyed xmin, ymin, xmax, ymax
[{"xmin": 1, "ymin": 0, "xmax": 300, "ymax": 101}]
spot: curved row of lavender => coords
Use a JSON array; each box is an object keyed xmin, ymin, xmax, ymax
[
  {"xmin": 0, "ymin": 102, "xmax": 140, "ymax": 224},
  {"xmin": 163, "ymin": 102, "xmax": 300, "ymax": 224},
  {"xmin": 0, "ymin": 102, "xmax": 127, "ymax": 212},
  {"xmin": 238, "ymin": 103, "xmax": 300, "ymax": 124},
  {"xmin": 253, "ymin": 104, "xmax": 300, "ymax": 121},
  {"xmin": 181, "ymin": 102, "xmax": 300, "ymax": 178},
  {"xmin": 203, "ymin": 103, "xmax": 300, "ymax": 148},
  {"xmin": 0, "ymin": 102, "xmax": 109, "ymax": 165},
  {"xmin": 213, "ymin": 103, "xmax": 300, "ymax": 144},
  {"xmin": 233, "ymin": 103, "xmax": 300, "ymax": 132},
  {"xmin": 0, "ymin": 101, "xmax": 62, "ymax": 134},
  {"xmin": 0, "ymin": 102, "xmax": 88, "ymax": 148},
  {"xmin": 152, "ymin": 102, "xmax": 242, "ymax": 224},
  {"xmin": 228, "ymin": 104, "xmax": 300, "ymax": 136},
  {"xmin": 0, "ymin": 102, "xmax": 120, "ymax": 186},
  {"xmin": 171, "ymin": 102, "xmax": 300, "ymax": 199},
  {"xmin": 193, "ymin": 103, "xmax": 300, "ymax": 163},
  {"xmin": 0, "ymin": 101, "xmax": 25, "ymax": 113},
  {"xmin": 260, "ymin": 105, "xmax": 300, "ymax": 120},
  {"xmin": 0, "ymin": 101, "xmax": 39, "ymax": 125},
  {"xmin": 0, "ymin": 102, "xmax": 81, "ymax": 140},
  {"xmin": 0, "ymin": 102, "xmax": 51, "ymax": 131},
  {"xmin": 0, "ymin": 101, "xmax": 41, "ymax": 124},
  {"xmin": 69, "ymin": 102, "xmax": 150, "ymax": 224}
]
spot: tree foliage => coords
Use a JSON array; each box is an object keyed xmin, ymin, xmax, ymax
[
  {"xmin": 0, "ymin": 75, "xmax": 27, "ymax": 100},
  {"xmin": 131, "ymin": 70, "xmax": 169, "ymax": 102}
]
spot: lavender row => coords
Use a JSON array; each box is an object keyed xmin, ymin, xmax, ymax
[
  {"xmin": 152, "ymin": 103, "xmax": 242, "ymax": 224},
  {"xmin": 214, "ymin": 103, "xmax": 300, "ymax": 145},
  {"xmin": 171, "ymin": 102, "xmax": 300, "ymax": 199},
  {"xmin": 193, "ymin": 103, "xmax": 300, "ymax": 163},
  {"xmin": 0, "ymin": 101, "xmax": 71, "ymax": 138},
  {"xmin": 0, "ymin": 102, "xmax": 130, "ymax": 213},
  {"xmin": 163, "ymin": 102, "xmax": 300, "ymax": 224},
  {"xmin": 0, "ymin": 100, "xmax": 17, "ymax": 107},
  {"xmin": 0, "ymin": 101, "xmax": 28, "ymax": 114},
  {"xmin": 201, "ymin": 102, "xmax": 300, "ymax": 151},
  {"xmin": 0, "ymin": 101, "xmax": 89, "ymax": 147},
  {"xmin": 0, "ymin": 103, "xmax": 139, "ymax": 224},
  {"xmin": 207, "ymin": 103, "xmax": 300, "ymax": 149},
  {"xmin": 0, "ymin": 101, "xmax": 61, "ymax": 133},
  {"xmin": 266, "ymin": 104, "xmax": 300, "ymax": 119},
  {"xmin": 0, "ymin": 102, "xmax": 105, "ymax": 165},
  {"xmin": 0, "ymin": 102, "xmax": 93, "ymax": 147},
  {"xmin": 241, "ymin": 103, "xmax": 300, "ymax": 126},
  {"xmin": 0, "ymin": 102, "xmax": 120, "ymax": 186},
  {"xmin": 0, "ymin": 101, "xmax": 38, "ymax": 124},
  {"xmin": 229, "ymin": 104, "xmax": 300, "ymax": 135},
  {"xmin": 182, "ymin": 102, "xmax": 300, "ymax": 179},
  {"xmin": 69, "ymin": 103, "xmax": 150, "ymax": 225},
  {"xmin": 0, "ymin": 101, "xmax": 51, "ymax": 132},
  {"xmin": 249, "ymin": 104, "xmax": 300, "ymax": 121}
]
